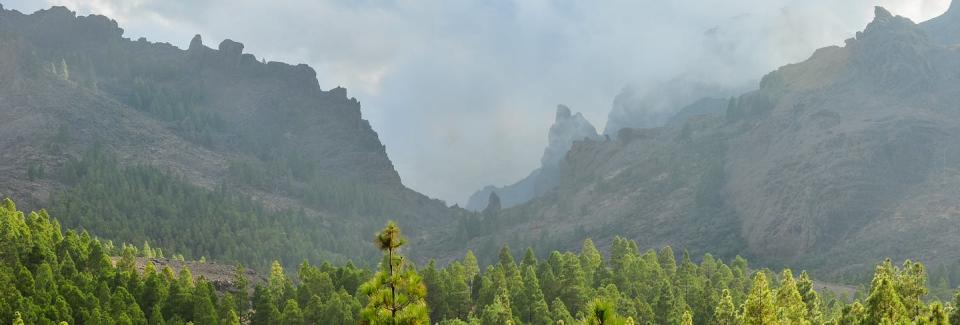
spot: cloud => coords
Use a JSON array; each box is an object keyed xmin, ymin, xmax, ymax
[{"xmin": 3, "ymin": 0, "xmax": 951, "ymax": 204}]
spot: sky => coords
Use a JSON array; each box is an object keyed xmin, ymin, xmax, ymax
[{"xmin": 2, "ymin": 0, "xmax": 952, "ymax": 205}]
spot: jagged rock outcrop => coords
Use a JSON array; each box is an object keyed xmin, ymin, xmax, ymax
[
  {"xmin": 0, "ymin": 6, "xmax": 464, "ymax": 264},
  {"xmin": 465, "ymin": 105, "xmax": 599, "ymax": 211},
  {"xmin": 482, "ymin": 192, "xmax": 502, "ymax": 215},
  {"xmin": 542, "ymin": 105, "xmax": 600, "ymax": 166},
  {"xmin": 452, "ymin": 5, "xmax": 960, "ymax": 277}
]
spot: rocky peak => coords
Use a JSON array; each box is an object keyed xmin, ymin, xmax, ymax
[
  {"xmin": 556, "ymin": 104, "xmax": 572, "ymax": 120},
  {"xmin": 189, "ymin": 34, "xmax": 205, "ymax": 52},
  {"xmin": 38, "ymin": 6, "xmax": 74, "ymax": 19},
  {"xmin": 482, "ymin": 192, "xmax": 502, "ymax": 215},
  {"xmin": 464, "ymin": 105, "xmax": 598, "ymax": 211},
  {"xmin": 218, "ymin": 39, "xmax": 244, "ymax": 60},
  {"xmin": 542, "ymin": 105, "xmax": 599, "ymax": 167},
  {"xmin": 857, "ymin": 7, "xmax": 919, "ymax": 40},
  {"xmin": 846, "ymin": 6, "xmax": 935, "ymax": 90},
  {"xmin": 873, "ymin": 6, "xmax": 893, "ymax": 22}
]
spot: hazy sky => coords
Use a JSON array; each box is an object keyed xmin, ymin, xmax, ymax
[{"xmin": 2, "ymin": 0, "xmax": 951, "ymax": 205}]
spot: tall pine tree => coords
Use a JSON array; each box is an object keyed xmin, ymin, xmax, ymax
[{"xmin": 359, "ymin": 221, "xmax": 429, "ymax": 325}]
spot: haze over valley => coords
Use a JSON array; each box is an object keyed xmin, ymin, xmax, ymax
[{"xmin": 3, "ymin": 1, "xmax": 960, "ymax": 324}]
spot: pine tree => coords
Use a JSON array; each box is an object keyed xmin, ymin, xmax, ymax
[
  {"xmin": 742, "ymin": 272, "xmax": 776, "ymax": 325},
  {"xmin": 714, "ymin": 289, "xmax": 740, "ymax": 325},
  {"xmin": 520, "ymin": 266, "xmax": 552, "ymax": 325},
  {"xmin": 464, "ymin": 250, "xmax": 480, "ymax": 295},
  {"xmin": 422, "ymin": 260, "xmax": 446, "ymax": 321},
  {"xmin": 797, "ymin": 271, "xmax": 823, "ymax": 324},
  {"xmin": 281, "ymin": 299, "xmax": 304, "ymax": 325},
  {"xmin": 359, "ymin": 221, "xmax": 429, "ymax": 325},
  {"xmin": 480, "ymin": 289, "xmax": 515, "ymax": 325},
  {"xmin": 654, "ymin": 278, "xmax": 680, "ymax": 325},
  {"xmin": 225, "ymin": 309, "xmax": 241, "ymax": 325},
  {"xmin": 268, "ymin": 261, "xmax": 294, "ymax": 305},
  {"xmin": 897, "ymin": 260, "xmax": 928, "ymax": 320},
  {"xmin": 522, "ymin": 247, "xmax": 538, "ymax": 269},
  {"xmin": 658, "ymin": 246, "xmax": 677, "ymax": 278},
  {"xmin": 551, "ymin": 298, "xmax": 575, "ymax": 325},
  {"xmin": 581, "ymin": 239, "xmax": 603, "ymax": 286},
  {"xmin": 232, "ymin": 266, "xmax": 250, "ymax": 319},
  {"xmin": 443, "ymin": 266, "xmax": 472, "ymax": 320},
  {"xmin": 925, "ymin": 301, "xmax": 949, "ymax": 325},
  {"xmin": 464, "ymin": 250, "xmax": 480, "ymax": 281},
  {"xmin": 499, "ymin": 245, "xmax": 519, "ymax": 278},
  {"xmin": 584, "ymin": 298, "xmax": 625, "ymax": 325},
  {"xmin": 775, "ymin": 269, "xmax": 809, "ymax": 325},
  {"xmin": 950, "ymin": 290, "xmax": 960, "ymax": 325},
  {"xmin": 680, "ymin": 310, "xmax": 694, "ymax": 325},
  {"xmin": 865, "ymin": 262, "xmax": 907, "ymax": 324},
  {"xmin": 143, "ymin": 241, "xmax": 155, "ymax": 258}
]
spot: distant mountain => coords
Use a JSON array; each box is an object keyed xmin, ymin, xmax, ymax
[
  {"xmin": 465, "ymin": 105, "xmax": 599, "ymax": 211},
  {"xmin": 603, "ymin": 77, "xmax": 733, "ymax": 135},
  {"xmin": 453, "ymin": 6, "xmax": 960, "ymax": 278},
  {"xmin": 0, "ymin": 6, "xmax": 466, "ymax": 267}
]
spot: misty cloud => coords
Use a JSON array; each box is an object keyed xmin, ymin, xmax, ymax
[{"xmin": 2, "ymin": 0, "xmax": 950, "ymax": 204}]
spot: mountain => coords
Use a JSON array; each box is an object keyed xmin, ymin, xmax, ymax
[
  {"xmin": 603, "ymin": 77, "xmax": 733, "ymax": 135},
  {"xmin": 455, "ymin": 6, "xmax": 960, "ymax": 278},
  {"xmin": 465, "ymin": 105, "xmax": 599, "ymax": 211},
  {"xmin": 0, "ymin": 6, "xmax": 465, "ymax": 267},
  {"xmin": 919, "ymin": 0, "xmax": 960, "ymax": 45}
]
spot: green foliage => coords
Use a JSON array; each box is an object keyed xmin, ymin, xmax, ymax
[
  {"xmin": 359, "ymin": 221, "xmax": 429, "ymax": 324},
  {"xmin": 48, "ymin": 149, "xmax": 371, "ymax": 269},
  {"xmin": 742, "ymin": 271, "xmax": 776, "ymax": 325},
  {"xmin": 4, "ymin": 197, "xmax": 960, "ymax": 325},
  {"xmin": 714, "ymin": 289, "xmax": 740, "ymax": 325},
  {"xmin": 864, "ymin": 260, "xmax": 909, "ymax": 324},
  {"xmin": 775, "ymin": 269, "xmax": 809, "ymax": 325}
]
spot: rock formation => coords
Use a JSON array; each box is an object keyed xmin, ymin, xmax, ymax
[
  {"xmin": 465, "ymin": 105, "xmax": 599, "ymax": 211},
  {"xmin": 454, "ymin": 5, "xmax": 960, "ymax": 277}
]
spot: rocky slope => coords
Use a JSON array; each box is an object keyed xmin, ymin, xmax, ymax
[
  {"xmin": 465, "ymin": 105, "xmax": 599, "ymax": 211},
  {"xmin": 456, "ymin": 6, "xmax": 960, "ymax": 278},
  {"xmin": 0, "ymin": 6, "xmax": 464, "ymax": 265}
]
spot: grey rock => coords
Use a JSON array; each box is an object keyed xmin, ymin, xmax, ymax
[{"xmin": 465, "ymin": 105, "xmax": 599, "ymax": 211}]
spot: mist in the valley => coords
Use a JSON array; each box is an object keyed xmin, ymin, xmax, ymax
[{"xmin": 4, "ymin": 0, "xmax": 949, "ymax": 205}]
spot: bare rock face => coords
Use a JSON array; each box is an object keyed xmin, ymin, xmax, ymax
[
  {"xmin": 218, "ymin": 39, "xmax": 244, "ymax": 59},
  {"xmin": 542, "ymin": 105, "xmax": 600, "ymax": 167},
  {"xmin": 465, "ymin": 105, "xmax": 599, "ymax": 211},
  {"xmin": 455, "ymin": 5, "xmax": 960, "ymax": 277}
]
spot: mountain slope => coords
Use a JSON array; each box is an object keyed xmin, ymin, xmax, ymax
[
  {"xmin": 456, "ymin": 6, "xmax": 960, "ymax": 277},
  {"xmin": 465, "ymin": 105, "xmax": 600, "ymax": 211},
  {"xmin": 0, "ymin": 6, "xmax": 464, "ymax": 267}
]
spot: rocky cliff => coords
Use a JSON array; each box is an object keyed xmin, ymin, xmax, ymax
[
  {"xmin": 455, "ymin": 6, "xmax": 960, "ymax": 277},
  {"xmin": 0, "ymin": 6, "xmax": 465, "ymax": 265},
  {"xmin": 465, "ymin": 105, "xmax": 599, "ymax": 211}
]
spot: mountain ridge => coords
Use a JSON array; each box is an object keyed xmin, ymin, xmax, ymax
[
  {"xmin": 0, "ymin": 5, "xmax": 464, "ymax": 267},
  {"xmin": 449, "ymin": 5, "xmax": 960, "ymax": 277}
]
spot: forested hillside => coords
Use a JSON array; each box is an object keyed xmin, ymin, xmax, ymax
[
  {"xmin": 3, "ymin": 199, "xmax": 960, "ymax": 324},
  {"xmin": 451, "ymin": 6, "xmax": 960, "ymax": 280},
  {"xmin": 0, "ymin": 5, "xmax": 468, "ymax": 268}
]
